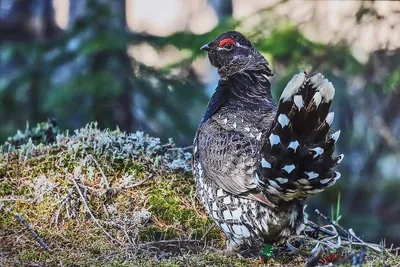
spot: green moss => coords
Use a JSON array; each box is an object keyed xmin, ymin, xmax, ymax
[
  {"xmin": 139, "ymin": 226, "xmax": 163, "ymax": 241},
  {"xmin": 0, "ymin": 210, "xmax": 18, "ymax": 230},
  {"xmin": 0, "ymin": 183, "xmax": 13, "ymax": 195},
  {"xmin": 147, "ymin": 180, "xmax": 187, "ymax": 223},
  {"xmin": 146, "ymin": 175, "xmax": 219, "ymax": 241},
  {"xmin": 19, "ymin": 249, "xmax": 52, "ymax": 263},
  {"xmin": 148, "ymin": 251, "xmax": 257, "ymax": 267}
]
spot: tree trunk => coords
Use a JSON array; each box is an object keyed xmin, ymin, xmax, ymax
[
  {"xmin": 0, "ymin": 0, "xmax": 59, "ymax": 41},
  {"xmin": 209, "ymin": 0, "xmax": 233, "ymax": 20},
  {"xmin": 68, "ymin": 0, "xmax": 134, "ymax": 131},
  {"xmin": 0, "ymin": 0, "xmax": 59, "ymax": 123}
]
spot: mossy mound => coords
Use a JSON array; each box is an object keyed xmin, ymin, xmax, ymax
[{"xmin": 0, "ymin": 123, "xmax": 398, "ymax": 266}]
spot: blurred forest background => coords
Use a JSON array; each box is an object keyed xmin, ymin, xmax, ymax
[{"xmin": 0, "ymin": 0, "xmax": 399, "ymax": 246}]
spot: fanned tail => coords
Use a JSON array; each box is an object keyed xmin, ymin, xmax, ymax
[{"xmin": 258, "ymin": 72, "xmax": 343, "ymax": 201}]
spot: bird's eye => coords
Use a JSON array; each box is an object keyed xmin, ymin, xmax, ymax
[
  {"xmin": 223, "ymin": 43, "xmax": 233, "ymax": 50},
  {"xmin": 219, "ymin": 38, "xmax": 235, "ymax": 51}
]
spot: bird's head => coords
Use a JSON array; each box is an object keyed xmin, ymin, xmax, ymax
[{"xmin": 201, "ymin": 31, "xmax": 272, "ymax": 79}]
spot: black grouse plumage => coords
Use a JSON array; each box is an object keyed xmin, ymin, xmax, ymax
[{"xmin": 193, "ymin": 31, "xmax": 343, "ymax": 251}]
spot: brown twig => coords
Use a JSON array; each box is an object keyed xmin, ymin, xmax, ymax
[
  {"xmin": 69, "ymin": 176, "xmax": 123, "ymax": 246},
  {"xmin": 88, "ymin": 154, "xmax": 110, "ymax": 190},
  {"xmin": 15, "ymin": 213, "xmax": 51, "ymax": 252},
  {"xmin": 117, "ymin": 175, "xmax": 153, "ymax": 190},
  {"xmin": 51, "ymin": 190, "xmax": 73, "ymax": 226}
]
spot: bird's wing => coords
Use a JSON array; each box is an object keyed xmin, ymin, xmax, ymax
[
  {"xmin": 257, "ymin": 72, "xmax": 343, "ymax": 201},
  {"xmin": 201, "ymin": 80, "xmax": 228, "ymax": 123},
  {"xmin": 195, "ymin": 121, "xmax": 275, "ymax": 207}
]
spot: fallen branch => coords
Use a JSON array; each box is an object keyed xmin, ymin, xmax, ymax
[{"xmin": 15, "ymin": 213, "xmax": 51, "ymax": 252}]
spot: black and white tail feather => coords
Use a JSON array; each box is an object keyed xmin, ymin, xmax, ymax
[{"xmin": 257, "ymin": 72, "xmax": 343, "ymax": 201}]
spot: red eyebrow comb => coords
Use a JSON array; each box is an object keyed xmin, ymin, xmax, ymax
[{"xmin": 219, "ymin": 38, "xmax": 235, "ymax": 47}]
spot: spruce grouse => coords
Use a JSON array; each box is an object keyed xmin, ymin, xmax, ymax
[{"xmin": 193, "ymin": 31, "xmax": 343, "ymax": 252}]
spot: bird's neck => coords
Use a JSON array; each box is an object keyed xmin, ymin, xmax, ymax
[
  {"xmin": 224, "ymin": 70, "xmax": 274, "ymax": 108},
  {"xmin": 201, "ymin": 70, "xmax": 275, "ymax": 123}
]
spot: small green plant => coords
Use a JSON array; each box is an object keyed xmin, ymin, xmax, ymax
[{"xmin": 330, "ymin": 191, "xmax": 342, "ymax": 223}]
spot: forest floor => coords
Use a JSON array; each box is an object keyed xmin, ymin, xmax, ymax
[{"xmin": 1, "ymin": 122, "xmax": 399, "ymax": 267}]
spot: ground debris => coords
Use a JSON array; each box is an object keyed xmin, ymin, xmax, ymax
[{"xmin": 0, "ymin": 123, "xmax": 398, "ymax": 266}]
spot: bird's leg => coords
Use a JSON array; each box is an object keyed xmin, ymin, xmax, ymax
[
  {"xmin": 260, "ymin": 243, "xmax": 273, "ymax": 257},
  {"xmin": 258, "ymin": 243, "xmax": 274, "ymax": 263}
]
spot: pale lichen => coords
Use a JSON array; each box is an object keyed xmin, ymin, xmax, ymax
[{"xmin": 2, "ymin": 122, "xmax": 192, "ymax": 172}]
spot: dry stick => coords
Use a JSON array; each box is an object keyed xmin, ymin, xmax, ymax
[
  {"xmin": 138, "ymin": 239, "xmax": 200, "ymax": 247},
  {"xmin": 314, "ymin": 209, "xmax": 363, "ymax": 242},
  {"xmin": 52, "ymin": 192, "xmax": 72, "ymax": 226},
  {"xmin": 200, "ymin": 223, "xmax": 216, "ymax": 250},
  {"xmin": 313, "ymin": 210, "xmax": 381, "ymax": 253},
  {"xmin": 70, "ymin": 177, "xmax": 123, "ymax": 246},
  {"xmin": 14, "ymin": 213, "xmax": 51, "ymax": 252},
  {"xmin": 167, "ymin": 146, "xmax": 193, "ymax": 151},
  {"xmin": 88, "ymin": 154, "xmax": 110, "ymax": 190},
  {"xmin": 201, "ymin": 223, "xmax": 216, "ymax": 241},
  {"xmin": 306, "ymin": 246, "xmax": 322, "ymax": 267},
  {"xmin": 119, "ymin": 175, "xmax": 153, "ymax": 190},
  {"xmin": 0, "ymin": 197, "xmax": 34, "ymax": 202},
  {"xmin": 122, "ymin": 226, "xmax": 135, "ymax": 247},
  {"xmin": 304, "ymin": 220, "xmax": 337, "ymax": 237}
]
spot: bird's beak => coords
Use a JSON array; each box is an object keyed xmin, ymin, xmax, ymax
[{"xmin": 200, "ymin": 43, "xmax": 211, "ymax": 51}]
